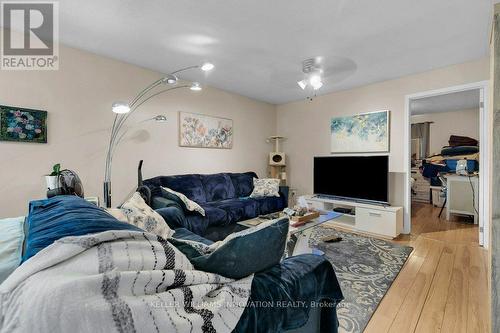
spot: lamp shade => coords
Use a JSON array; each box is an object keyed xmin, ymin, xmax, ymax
[
  {"xmin": 112, "ymin": 102, "xmax": 131, "ymax": 114},
  {"xmin": 201, "ymin": 62, "xmax": 214, "ymax": 71},
  {"xmin": 153, "ymin": 115, "xmax": 167, "ymax": 122},
  {"xmin": 190, "ymin": 82, "xmax": 202, "ymax": 91}
]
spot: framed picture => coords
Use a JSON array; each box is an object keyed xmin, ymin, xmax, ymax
[
  {"xmin": 179, "ymin": 112, "xmax": 233, "ymax": 149},
  {"xmin": 330, "ymin": 110, "xmax": 390, "ymax": 153},
  {"xmin": 0, "ymin": 105, "xmax": 47, "ymax": 143}
]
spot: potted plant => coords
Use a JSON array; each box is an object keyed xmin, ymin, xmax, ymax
[{"xmin": 45, "ymin": 163, "xmax": 61, "ymax": 190}]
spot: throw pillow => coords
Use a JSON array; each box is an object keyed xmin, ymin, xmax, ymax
[
  {"xmin": 0, "ymin": 216, "xmax": 25, "ymax": 283},
  {"xmin": 168, "ymin": 217, "xmax": 289, "ymax": 279},
  {"xmin": 249, "ymin": 178, "xmax": 280, "ymax": 198},
  {"xmin": 111, "ymin": 192, "xmax": 173, "ymax": 239},
  {"xmin": 23, "ymin": 196, "xmax": 141, "ymax": 263},
  {"xmin": 161, "ymin": 186, "xmax": 205, "ymax": 216}
]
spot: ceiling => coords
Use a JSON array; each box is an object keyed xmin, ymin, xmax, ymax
[
  {"xmin": 54, "ymin": 0, "xmax": 491, "ymax": 104},
  {"xmin": 410, "ymin": 89, "xmax": 481, "ymax": 115}
]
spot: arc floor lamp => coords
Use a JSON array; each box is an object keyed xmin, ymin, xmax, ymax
[{"xmin": 104, "ymin": 62, "xmax": 215, "ymax": 207}]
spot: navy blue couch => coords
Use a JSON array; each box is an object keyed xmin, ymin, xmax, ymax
[{"xmin": 144, "ymin": 172, "xmax": 289, "ymax": 241}]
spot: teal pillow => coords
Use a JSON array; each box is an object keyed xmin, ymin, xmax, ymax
[
  {"xmin": 151, "ymin": 195, "xmax": 184, "ymax": 211},
  {"xmin": 168, "ymin": 218, "xmax": 289, "ymax": 279},
  {"xmin": 0, "ymin": 216, "xmax": 25, "ymax": 283}
]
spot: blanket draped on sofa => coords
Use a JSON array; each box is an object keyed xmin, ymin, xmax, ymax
[{"xmin": 0, "ymin": 230, "xmax": 252, "ymax": 333}]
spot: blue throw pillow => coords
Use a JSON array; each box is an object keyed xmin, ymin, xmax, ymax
[
  {"xmin": 168, "ymin": 217, "xmax": 289, "ymax": 279},
  {"xmin": 22, "ymin": 195, "xmax": 142, "ymax": 263}
]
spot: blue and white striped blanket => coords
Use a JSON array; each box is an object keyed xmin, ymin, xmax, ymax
[{"xmin": 0, "ymin": 230, "xmax": 252, "ymax": 333}]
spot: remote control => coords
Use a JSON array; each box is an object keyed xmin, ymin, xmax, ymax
[{"xmin": 321, "ymin": 236, "xmax": 343, "ymax": 243}]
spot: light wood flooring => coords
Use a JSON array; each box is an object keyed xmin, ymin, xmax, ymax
[{"xmin": 364, "ymin": 202, "xmax": 489, "ymax": 333}]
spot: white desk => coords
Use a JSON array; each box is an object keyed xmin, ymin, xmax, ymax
[{"xmin": 445, "ymin": 174, "xmax": 479, "ymax": 224}]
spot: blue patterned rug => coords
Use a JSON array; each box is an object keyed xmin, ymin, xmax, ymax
[{"xmin": 309, "ymin": 228, "xmax": 413, "ymax": 333}]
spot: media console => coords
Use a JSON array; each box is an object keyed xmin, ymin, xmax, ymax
[{"xmin": 304, "ymin": 195, "xmax": 403, "ymax": 239}]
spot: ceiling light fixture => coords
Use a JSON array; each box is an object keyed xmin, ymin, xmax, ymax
[
  {"xmin": 297, "ymin": 58, "xmax": 324, "ymax": 93},
  {"xmin": 201, "ymin": 62, "xmax": 214, "ymax": 71},
  {"xmin": 309, "ymin": 74, "xmax": 323, "ymax": 90}
]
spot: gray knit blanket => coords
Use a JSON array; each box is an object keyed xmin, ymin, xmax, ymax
[{"xmin": 0, "ymin": 230, "xmax": 253, "ymax": 333}]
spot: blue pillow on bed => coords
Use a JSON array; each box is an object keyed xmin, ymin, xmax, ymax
[{"xmin": 22, "ymin": 195, "xmax": 141, "ymax": 263}]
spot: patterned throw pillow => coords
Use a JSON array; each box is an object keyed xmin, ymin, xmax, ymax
[
  {"xmin": 107, "ymin": 192, "xmax": 173, "ymax": 239},
  {"xmin": 249, "ymin": 178, "xmax": 280, "ymax": 198},
  {"xmin": 161, "ymin": 187, "xmax": 205, "ymax": 216}
]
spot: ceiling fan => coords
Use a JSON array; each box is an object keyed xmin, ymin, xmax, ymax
[
  {"xmin": 297, "ymin": 57, "xmax": 324, "ymax": 93},
  {"xmin": 296, "ymin": 56, "xmax": 357, "ymax": 100}
]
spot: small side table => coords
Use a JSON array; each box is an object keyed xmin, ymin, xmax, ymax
[{"xmin": 445, "ymin": 174, "xmax": 479, "ymax": 224}]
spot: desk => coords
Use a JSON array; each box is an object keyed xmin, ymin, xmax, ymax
[{"xmin": 445, "ymin": 174, "xmax": 479, "ymax": 224}]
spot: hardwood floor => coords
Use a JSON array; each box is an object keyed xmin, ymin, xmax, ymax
[{"xmin": 364, "ymin": 202, "xmax": 489, "ymax": 333}]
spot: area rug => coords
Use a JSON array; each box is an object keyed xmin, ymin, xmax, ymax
[{"xmin": 309, "ymin": 228, "xmax": 413, "ymax": 333}]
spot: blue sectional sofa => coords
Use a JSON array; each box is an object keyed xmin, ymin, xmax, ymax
[{"xmin": 143, "ymin": 172, "xmax": 289, "ymax": 240}]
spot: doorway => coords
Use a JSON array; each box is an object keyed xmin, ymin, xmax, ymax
[{"xmin": 404, "ymin": 81, "xmax": 489, "ymax": 247}]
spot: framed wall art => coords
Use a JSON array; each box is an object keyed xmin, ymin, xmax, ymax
[
  {"xmin": 0, "ymin": 105, "xmax": 47, "ymax": 143},
  {"xmin": 330, "ymin": 110, "xmax": 389, "ymax": 153},
  {"xmin": 179, "ymin": 112, "xmax": 233, "ymax": 149}
]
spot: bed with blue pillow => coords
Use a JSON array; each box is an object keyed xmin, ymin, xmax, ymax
[{"xmin": 0, "ymin": 195, "xmax": 343, "ymax": 333}]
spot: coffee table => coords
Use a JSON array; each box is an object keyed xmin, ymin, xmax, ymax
[{"xmin": 237, "ymin": 211, "xmax": 343, "ymax": 256}]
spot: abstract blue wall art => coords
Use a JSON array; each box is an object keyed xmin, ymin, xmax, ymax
[{"xmin": 330, "ymin": 110, "xmax": 389, "ymax": 153}]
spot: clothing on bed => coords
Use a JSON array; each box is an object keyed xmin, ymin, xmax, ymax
[
  {"xmin": 421, "ymin": 162, "xmax": 447, "ymax": 178},
  {"xmin": 440, "ymin": 145, "xmax": 479, "ymax": 157},
  {"xmin": 0, "ymin": 230, "xmax": 253, "ymax": 333},
  {"xmin": 448, "ymin": 135, "xmax": 478, "ymax": 147},
  {"xmin": 419, "ymin": 135, "xmax": 480, "ymax": 180},
  {"xmin": 426, "ymin": 152, "xmax": 479, "ymax": 164}
]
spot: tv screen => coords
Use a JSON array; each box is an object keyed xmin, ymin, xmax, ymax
[{"xmin": 313, "ymin": 156, "xmax": 389, "ymax": 204}]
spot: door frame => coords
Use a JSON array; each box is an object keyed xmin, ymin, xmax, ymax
[{"xmin": 403, "ymin": 80, "xmax": 490, "ymax": 248}]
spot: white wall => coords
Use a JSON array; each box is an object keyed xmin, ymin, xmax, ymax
[
  {"xmin": 0, "ymin": 44, "xmax": 276, "ymax": 217},
  {"xmin": 276, "ymin": 58, "xmax": 489, "ymax": 210},
  {"xmin": 411, "ymin": 108, "xmax": 480, "ymax": 155},
  {"xmin": 0, "ymin": 42, "xmax": 490, "ymax": 221}
]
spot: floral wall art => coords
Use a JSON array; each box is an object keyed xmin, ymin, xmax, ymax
[
  {"xmin": 330, "ymin": 110, "xmax": 390, "ymax": 153},
  {"xmin": 179, "ymin": 112, "xmax": 233, "ymax": 149},
  {"xmin": 0, "ymin": 105, "xmax": 47, "ymax": 143}
]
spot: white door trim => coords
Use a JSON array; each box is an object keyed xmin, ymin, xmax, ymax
[{"xmin": 403, "ymin": 80, "xmax": 490, "ymax": 248}]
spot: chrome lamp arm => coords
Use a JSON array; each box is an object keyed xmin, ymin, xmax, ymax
[{"xmin": 103, "ymin": 62, "xmax": 214, "ymax": 208}]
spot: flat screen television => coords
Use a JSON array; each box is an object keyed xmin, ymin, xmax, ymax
[{"xmin": 313, "ymin": 156, "xmax": 389, "ymax": 204}]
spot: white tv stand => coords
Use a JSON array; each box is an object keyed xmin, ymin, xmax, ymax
[{"xmin": 304, "ymin": 195, "xmax": 403, "ymax": 239}]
